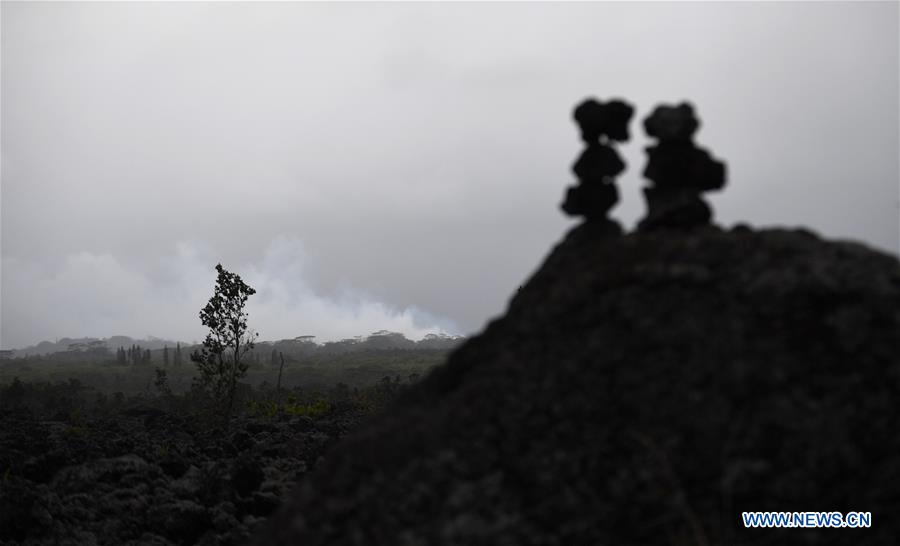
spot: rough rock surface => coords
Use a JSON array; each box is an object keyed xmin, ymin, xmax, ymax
[
  {"xmin": 251, "ymin": 223, "xmax": 900, "ymax": 545},
  {"xmin": 561, "ymin": 98, "xmax": 633, "ymax": 220},
  {"xmin": 0, "ymin": 410, "xmax": 357, "ymax": 545},
  {"xmin": 639, "ymin": 103, "xmax": 727, "ymax": 231}
]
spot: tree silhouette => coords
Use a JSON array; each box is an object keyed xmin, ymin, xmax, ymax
[{"xmin": 191, "ymin": 263, "xmax": 259, "ymax": 421}]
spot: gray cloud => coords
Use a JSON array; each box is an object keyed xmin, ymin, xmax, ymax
[
  {"xmin": 2, "ymin": 2, "xmax": 898, "ymax": 348},
  {"xmin": 1, "ymin": 236, "xmax": 457, "ymax": 347}
]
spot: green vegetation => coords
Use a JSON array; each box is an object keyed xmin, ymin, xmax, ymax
[
  {"xmin": 0, "ymin": 370, "xmax": 421, "ymax": 421},
  {"xmin": 0, "ymin": 345, "xmax": 449, "ymax": 397},
  {"xmin": 0, "ymin": 278, "xmax": 459, "ymax": 425},
  {"xmin": 0, "ymin": 342, "xmax": 451, "ymax": 426}
]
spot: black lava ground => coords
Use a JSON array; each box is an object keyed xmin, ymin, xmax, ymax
[
  {"xmin": 0, "ymin": 405, "xmax": 361, "ymax": 546},
  {"xmin": 252, "ymin": 224, "xmax": 900, "ymax": 546}
]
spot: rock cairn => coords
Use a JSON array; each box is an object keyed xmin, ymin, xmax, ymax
[
  {"xmin": 561, "ymin": 98, "xmax": 634, "ymax": 223},
  {"xmin": 638, "ymin": 102, "xmax": 727, "ymax": 230}
]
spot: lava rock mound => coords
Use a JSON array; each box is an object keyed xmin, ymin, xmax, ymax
[{"xmin": 252, "ymin": 224, "xmax": 900, "ymax": 545}]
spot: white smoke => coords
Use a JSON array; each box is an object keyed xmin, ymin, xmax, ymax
[{"xmin": 0, "ymin": 236, "xmax": 460, "ymax": 349}]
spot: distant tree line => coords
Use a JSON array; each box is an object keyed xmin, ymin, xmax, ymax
[
  {"xmin": 5, "ymin": 333, "xmax": 464, "ymax": 365},
  {"xmin": 2, "ymin": 336, "xmax": 465, "ymax": 378},
  {"xmin": 114, "ymin": 343, "xmax": 185, "ymax": 367}
]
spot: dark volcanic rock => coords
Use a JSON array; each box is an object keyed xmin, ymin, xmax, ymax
[
  {"xmin": 561, "ymin": 97, "xmax": 634, "ymax": 221},
  {"xmin": 148, "ymin": 500, "xmax": 209, "ymax": 545},
  {"xmin": 0, "ymin": 406, "xmax": 353, "ymax": 545},
  {"xmin": 251, "ymin": 225, "xmax": 900, "ymax": 545},
  {"xmin": 232, "ymin": 455, "xmax": 265, "ymax": 498},
  {"xmin": 639, "ymin": 103, "xmax": 727, "ymax": 231}
]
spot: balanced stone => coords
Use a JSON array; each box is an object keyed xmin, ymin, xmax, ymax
[
  {"xmin": 638, "ymin": 102, "xmax": 727, "ymax": 230},
  {"xmin": 561, "ymin": 97, "xmax": 634, "ymax": 222}
]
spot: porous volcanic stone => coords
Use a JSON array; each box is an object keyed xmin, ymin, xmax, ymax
[
  {"xmin": 251, "ymin": 224, "xmax": 900, "ymax": 545},
  {"xmin": 562, "ymin": 98, "xmax": 634, "ymax": 221}
]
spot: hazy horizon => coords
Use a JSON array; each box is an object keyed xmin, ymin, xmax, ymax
[
  {"xmin": 2, "ymin": 2, "xmax": 898, "ymax": 350},
  {"xmin": 8, "ymin": 330, "xmax": 465, "ymax": 354}
]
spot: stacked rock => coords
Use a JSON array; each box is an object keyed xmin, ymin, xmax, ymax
[
  {"xmin": 561, "ymin": 98, "xmax": 634, "ymax": 221},
  {"xmin": 638, "ymin": 102, "xmax": 727, "ymax": 230}
]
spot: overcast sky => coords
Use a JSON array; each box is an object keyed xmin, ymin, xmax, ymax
[{"xmin": 1, "ymin": 1, "xmax": 898, "ymax": 349}]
